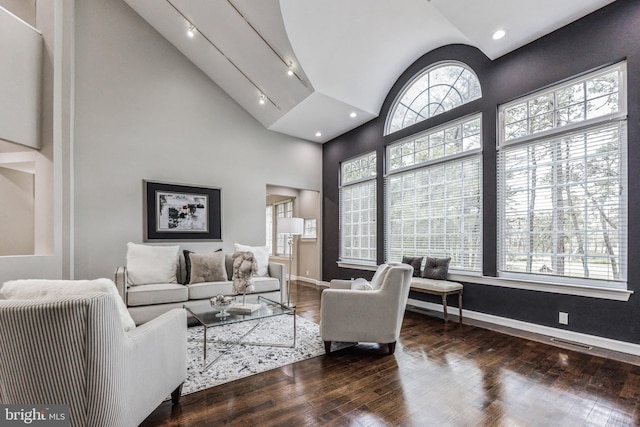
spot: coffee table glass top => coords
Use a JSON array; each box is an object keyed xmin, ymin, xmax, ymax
[{"xmin": 184, "ymin": 295, "xmax": 293, "ymax": 327}]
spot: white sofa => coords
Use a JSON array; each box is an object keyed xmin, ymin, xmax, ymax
[{"xmin": 115, "ymin": 251, "xmax": 286, "ymax": 325}]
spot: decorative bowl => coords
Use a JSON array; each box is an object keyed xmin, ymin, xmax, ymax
[{"xmin": 210, "ymin": 294, "xmax": 235, "ymax": 318}]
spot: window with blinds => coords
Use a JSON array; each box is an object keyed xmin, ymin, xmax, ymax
[
  {"xmin": 340, "ymin": 152, "xmax": 377, "ymax": 264},
  {"xmin": 497, "ymin": 62, "xmax": 627, "ymax": 288},
  {"xmin": 275, "ymin": 200, "xmax": 293, "ymax": 256},
  {"xmin": 385, "ymin": 115, "xmax": 483, "ymax": 272}
]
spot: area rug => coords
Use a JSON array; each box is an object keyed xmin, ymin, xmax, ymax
[{"xmin": 182, "ymin": 314, "xmax": 328, "ymax": 395}]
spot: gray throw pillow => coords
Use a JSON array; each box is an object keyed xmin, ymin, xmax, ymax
[
  {"xmin": 422, "ymin": 257, "xmax": 451, "ymax": 280},
  {"xmin": 402, "ymin": 256, "xmax": 424, "ymax": 277},
  {"xmin": 189, "ymin": 251, "xmax": 228, "ymax": 284}
]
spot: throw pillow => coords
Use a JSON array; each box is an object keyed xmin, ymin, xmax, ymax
[
  {"xmin": 183, "ymin": 249, "xmax": 222, "ymax": 285},
  {"xmin": 402, "ymin": 256, "xmax": 424, "ymax": 277},
  {"xmin": 1, "ymin": 278, "xmax": 136, "ymax": 332},
  {"xmin": 422, "ymin": 257, "xmax": 451, "ymax": 280},
  {"xmin": 351, "ymin": 278, "xmax": 373, "ymax": 291},
  {"xmin": 189, "ymin": 251, "xmax": 228, "ymax": 284},
  {"xmin": 126, "ymin": 243, "xmax": 179, "ymax": 286},
  {"xmin": 370, "ymin": 264, "xmax": 390, "ymax": 289},
  {"xmin": 234, "ymin": 243, "xmax": 270, "ymax": 276}
]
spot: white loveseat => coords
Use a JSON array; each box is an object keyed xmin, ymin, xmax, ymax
[{"xmin": 115, "ymin": 245, "xmax": 286, "ymax": 325}]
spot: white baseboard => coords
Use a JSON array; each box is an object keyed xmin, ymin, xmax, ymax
[
  {"xmin": 407, "ymin": 297, "xmax": 640, "ymax": 357},
  {"xmin": 291, "ymin": 275, "xmax": 323, "ymax": 286}
]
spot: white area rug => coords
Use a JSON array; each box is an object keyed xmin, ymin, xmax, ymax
[{"xmin": 182, "ymin": 314, "xmax": 327, "ymax": 395}]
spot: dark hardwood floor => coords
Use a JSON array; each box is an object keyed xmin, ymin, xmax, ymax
[{"xmin": 141, "ymin": 282, "xmax": 640, "ymax": 426}]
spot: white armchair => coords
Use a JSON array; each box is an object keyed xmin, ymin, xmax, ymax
[
  {"xmin": 320, "ymin": 263, "xmax": 413, "ymax": 355},
  {"xmin": 0, "ymin": 292, "xmax": 187, "ymax": 427}
]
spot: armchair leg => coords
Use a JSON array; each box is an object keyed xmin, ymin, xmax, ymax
[
  {"xmin": 324, "ymin": 341, "xmax": 331, "ymax": 354},
  {"xmin": 388, "ymin": 342, "xmax": 396, "ymax": 355},
  {"xmin": 171, "ymin": 383, "xmax": 184, "ymax": 405}
]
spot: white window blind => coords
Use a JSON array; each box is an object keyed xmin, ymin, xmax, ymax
[
  {"xmin": 385, "ymin": 115, "xmax": 482, "ymax": 272},
  {"xmin": 498, "ymin": 62, "xmax": 627, "ymax": 288},
  {"xmin": 265, "ymin": 205, "xmax": 273, "ymax": 254},
  {"xmin": 340, "ymin": 152, "xmax": 377, "ymax": 264}
]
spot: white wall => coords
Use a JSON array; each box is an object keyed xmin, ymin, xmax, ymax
[
  {"xmin": 72, "ymin": 0, "xmax": 322, "ymax": 279},
  {"xmin": 0, "ymin": 167, "xmax": 34, "ymax": 255}
]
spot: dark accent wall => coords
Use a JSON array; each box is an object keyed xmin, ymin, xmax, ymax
[{"xmin": 322, "ymin": 1, "xmax": 640, "ymax": 344}]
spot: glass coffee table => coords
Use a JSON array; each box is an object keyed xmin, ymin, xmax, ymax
[{"xmin": 184, "ymin": 295, "xmax": 296, "ymax": 371}]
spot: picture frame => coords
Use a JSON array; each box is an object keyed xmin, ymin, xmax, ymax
[
  {"xmin": 144, "ymin": 180, "xmax": 222, "ymax": 241},
  {"xmin": 302, "ymin": 218, "xmax": 317, "ymax": 239}
]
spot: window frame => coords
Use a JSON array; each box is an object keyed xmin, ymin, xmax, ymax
[
  {"xmin": 385, "ymin": 114, "xmax": 483, "ymax": 274},
  {"xmin": 339, "ymin": 152, "xmax": 377, "ymax": 266},
  {"xmin": 497, "ymin": 61, "xmax": 628, "ymax": 289},
  {"xmin": 384, "ymin": 60, "xmax": 482, "ymax": 136}
]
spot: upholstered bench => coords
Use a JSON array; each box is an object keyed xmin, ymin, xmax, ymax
[{"xmin": 410, "ymin": 277, "xmax": 463, "ymax": 323}]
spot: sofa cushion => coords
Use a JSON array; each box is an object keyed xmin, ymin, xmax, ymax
[
  {"xmin": 189, "ymin": 251, "xmax": 228, "ymax": 284},
  {"xmin": 184, "ymin": 249, "xmax": 223, "ymax": 285},
  {"xmin": 126, "ymin": 283, "xmax": 188, "ymax": 306},
  {"xmin": 402, "ymin": 256, "xmax": 424, "ymax": 277},
  {"xmin": 187, "ymin": 281, "xmax": 234, "ymax": 300},
  {"xmin": 234, "ymin": 243, "xmax": 270, "ymax": 276},
  {"xmin": 1, "ymin": 278, "xmax": 136, "ymax": 332},
  {"xmin": 126, "ymin": 242, "xmax": 179, "ymax": 285},
  {"xmin": 250, "ymin": 276, "xmax": 280, "ymax": 293}
]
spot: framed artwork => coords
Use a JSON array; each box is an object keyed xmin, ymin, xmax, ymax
[
  {"xmin": 303, "ymin": 218, "xmax": 317, "ymax": 239},
  {"xmin": 144, "ymin": 180, "xmax": 222, "ymax": 241}
]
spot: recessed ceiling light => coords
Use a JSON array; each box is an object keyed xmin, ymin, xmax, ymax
[
  {"xmin": 315, "ymin": 132, "xmax": 322, "ymax": 138},
  {"xmin": 349, "ymin": 112, "xmax": 357, "ymax": 118},
  {"xmin": 187, "ymin": 25, "xmax": 196, "ymax": 38},
  {"xmin": 492, "ymin": 29, "xmax": 506, "ymax": 40}
]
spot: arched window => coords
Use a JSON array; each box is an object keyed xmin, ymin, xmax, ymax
[{"xmin": 385, "ymin": 61, "xmax": 481, "ymax": 135}]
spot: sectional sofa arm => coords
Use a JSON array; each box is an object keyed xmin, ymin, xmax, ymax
[{"xmin": 114, "ymin": 266, "xmax": 128, "ymax": 304}]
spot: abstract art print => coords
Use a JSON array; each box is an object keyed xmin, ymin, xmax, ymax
[
  {"xmin": 144, "ymin": 181, "xmax": 222, "ymax": 241},
  {"xmin": 156, "ymin": 191, "xmax": 208, "ymax": 232}
]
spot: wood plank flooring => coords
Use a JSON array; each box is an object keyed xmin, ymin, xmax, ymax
[{"xmin": 141, "ymin": 282, "xmax": 640, "ymax": 426}]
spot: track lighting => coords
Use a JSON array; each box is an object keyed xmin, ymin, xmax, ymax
[
  {"xmin": 259, "ymin": 93, "xmax": 266, "ymax": 105},
  {"xmin": 287, "ymin": 61, "xmax": 294, "ymax": 76},
  {"xmin": 187, "ymin": 25, "xmax": 196, "ymax": 38}
]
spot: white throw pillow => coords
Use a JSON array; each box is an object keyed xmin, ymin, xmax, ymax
[
  {"xmin": 0, "ymin": 278, "xmax": 136, "ymax": 332},
  {"xmin": 351, "ymin": 278, "xmax": 373, "ymax": 291},
  {"xmin": 234, "ymin": 243, "xmax": 270, "ymax": 276},
  {"xmin": 126, "ymin": 242, "xmax": 179, "ymax": 285},
  {"xmin": 370, "ymin": 264, "xmax": 390, "ymax": 289}
]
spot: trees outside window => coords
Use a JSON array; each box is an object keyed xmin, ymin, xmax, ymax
[{"xmin": 498, "ymin": 62, "xmax": 627, "ymax": 287}]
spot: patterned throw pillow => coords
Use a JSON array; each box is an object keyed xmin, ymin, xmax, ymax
[
  {"xmin": 402, "ymin": 256, "xmax": 424, "ymax": 277},
  {"xmin": 189, "ymin": 251, "xmax": 228, "ymax": 284},
  {"xmin": 422, "ymin": 257, "xmax": 451, "ymax": 280}
]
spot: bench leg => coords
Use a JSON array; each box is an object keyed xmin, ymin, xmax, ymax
[
  {"xmin": 442, "ymin": 294, "xmax": 448, "ymax": 322},
  {"xmin": 458, "ymin": 291, "xmax": 463, "ymax": 324}
]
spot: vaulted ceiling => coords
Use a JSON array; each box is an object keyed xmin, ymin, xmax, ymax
[{"xmin": 123, "ymin": 0, "xmax": 615, "ymax": 143}]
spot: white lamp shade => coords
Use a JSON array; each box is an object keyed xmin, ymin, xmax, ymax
[{"xmin": 277, "ymin": 217, "xmax": 304, "ymax": 235}]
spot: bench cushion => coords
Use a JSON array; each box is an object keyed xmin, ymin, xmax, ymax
[
  {"xmin": 410, "ymin": 277, "xmax": 463, "ymax": 293},
  {"xmin": 127, "ymin": 283, "xmax": 188, "ymax": 306}
]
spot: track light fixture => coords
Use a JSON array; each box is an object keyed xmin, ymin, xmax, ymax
[
  {"xmin": 259, "ymin": 93, "xmax": 266, "ymax": 105},
  {"xmin": 187, "ymin": 25, "xmax": 196, "ymax": 38},
  {"xmin": 287, "ymin": 61, "xmax": 294, "ymax": 76}
]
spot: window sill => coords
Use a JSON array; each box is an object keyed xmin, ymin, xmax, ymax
[
  {"xmin": 336, "ymin": 261, "xmax": 378, "ymax": 271},
  {"xmin": 448, "ymin": 273, "xmax": 633, "ymax": 302}
]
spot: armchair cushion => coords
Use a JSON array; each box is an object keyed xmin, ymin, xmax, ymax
[
  {"xmin": 126, "ymin": 243, "xmax": 180, "ymax": 286},
  {"xmin": 351, "ymin": 278, "xmax": 373, "ymax": 290}
]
